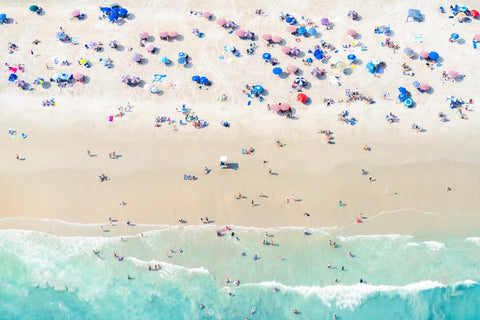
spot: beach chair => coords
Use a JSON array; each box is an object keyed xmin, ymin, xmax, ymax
[
  {"xmin": 242, "ymin": 148, "xmax": 245, "ymax": 154},
  {"xmin": 184, "ymin": 174, "xmax": 187, "ymax": 180}
]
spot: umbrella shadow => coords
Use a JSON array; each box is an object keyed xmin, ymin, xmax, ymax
[
  {"xmin": 304, "ymin": 99, "xmax": 312, "ymax": 106},
  {"xmin": 313, "ymin": 33, "xmax": 322, "ymax": 39},
  {"xmin": 457, "ymin": 38, "xmax": 466, "ymax": 45},
  {"xmin": 147, "ymin": 35, "xmax": 155, "ymax": 42},
  {"xmin": 126, "ymin": 13, "xmax": 135, "ymax": 20},
  {"xmin": 116, "ymin": 44, "xmax": 126, "ymax": 52},
  {"xmin": 139, "ymin": 58, "xmax": 149, "ymax": 65},
  {"xmin": 41, "ymin": 82, "xmax": 51, "ymax": 89},
  {"xmin": 343, "ymin": 68, "xmax": 353, "ymax": 76},
  {"xmin": 296, "ymin": 51, "xmax": 305, "ymax": 59},
  {"xmin": 436, "ymin": 56, "xmax": 444, "ymax": 64},
  {"xmin": 175, "ymin": 34, "xmax": 184, "ymax": 42},
  {"xmin": 295, "ymin": 69, "xmax": 304, "ymax": 76},
  {"xmin": 83, "ymin": 76, "xmax": 91, "ymax": 84},
  {"xmin": 138, "ymin": 80, "xmax": 146, "ymax": 88},
  {"xmin": 279, "ymin": 72, "xmax": 289, "ymax": 79},
  {"xmin": 426, "ymin": 87, "xmax": 434, "ymax": 95},
  {"xmin": 303, "ymin": 82, "xmax": 312, "ymax": 90},
  {"xmin": 278, "ymin": 39, "xmax": 286, "ymax": 46},
  {"xmin": 355, "ymin": 59, "xmax": 364, "ymax": 66},
  {"xmin": 353, "ymin": 33, "xmax": 362, "ymax": 40},
  {"xmin": 228, "ymin": 163, "xmax": 239, "ymax": 170},
  {"xmin": 262, "ymin": 89, "xmax": 270, "ymax": 96},
  {"xmin": 184, "ymin": 62, "xmax": 194, "ymax": 68}
]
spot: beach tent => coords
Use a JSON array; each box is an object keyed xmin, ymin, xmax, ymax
[{"xmin": 406, "ymin": 9, "xmax": 423, "ymax": 22}]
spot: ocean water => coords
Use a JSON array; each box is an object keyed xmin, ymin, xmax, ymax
[{"xmin": 0, "ymin": 223, "xmax": 479, "ymax": 319}]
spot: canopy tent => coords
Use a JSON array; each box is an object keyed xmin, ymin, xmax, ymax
[{"xmin": 406, "ymin": 9, "xmax": 423, "ymax": 22}]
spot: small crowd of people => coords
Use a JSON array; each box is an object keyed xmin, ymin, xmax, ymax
[
  {"xmin": 385, "ymin": 113, "xmax": 399, "ymax": 123},
  {"xmin": 345, "ymin": 89, "xmax": 375, "ymax": 104},
  {"xmin": 318, "ymin": 129, "xmax": 334, "ymax": 144},
  {"xmin": 381, "ymin": 38, "xmax": 399, "ymax": 53},
  {"xmin": 402, "ymin": 63, "xmax": 414, "ymax": 76}
]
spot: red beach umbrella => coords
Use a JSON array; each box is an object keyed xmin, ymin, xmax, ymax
[
  {"xmin": 71, "ymin": 9, "xmax": 80, "ymax": 17},
  {"xmin": 262, "ymin": 33, "xmax": 272, "ymax": 41},
  {"xmin": 287, "ymin": 25, "xmax": 297, "ymax": 33},
  {"xmin": 159, "ymin": 31, "xmax": 168, "ymax": 39},
  {"xmin": 202, "ymin": 11, "xmax": 211, "ymax": 18},
  {"xmin": 470, "ymin": 10, "xmax": 479, "ymax": 18},
  {"xmin": 297, "ymin": 93, "xmax": 308, "ymax": 103},
  {"xmin": 168, "ymin": 31, "xmax": 178, "ymax": 38},
  {"xmin": 216, "ymin": 17, "xmax": 226, "ymax": 26},
  {"xmin": 448, "ymin": 70, "xmax": 459, "ymax": 78},
  {"xmin": 282, "ymin": 46, "xmax": 292, "ymax": 54},
  {"xmin": 419, "ymin": 83, "xmax": 429, "ymax": 91},
  {"xmin": 139, "ymin": 32, "xmax": 149, "ymax": 40},
  {"xmin": 419, "ymin": 51, "xmax": 429, "ymax": 59},
  {"xmin": 280, "ymin": 103, "xmax": 291, "ymax": 111},
  {"xmin": 73, "ymin": 72, "xmax": 83, "ymax": 80},
  {"xmin": 346, "ymin": 29, "xmax": 356, "ymax": 36},
  {"xmin": 272, "ymin": 35, "xmax": 282, "ymax": 43},
  {"xmin": 474, "ymin": 34, "xmax": 480, "ymax": 42},
  {"xmin": 287, "ymin": 65, "xmax": 298, "ymax": 73},
  {"xmin": 235, "ymin": 29, "xmax": 245, "ymax": 37}
]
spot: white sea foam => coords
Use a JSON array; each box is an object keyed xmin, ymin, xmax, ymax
[
  {"xmin": 338, "ymin": 234, "xmax": 413, "ymax": 242},
  {"xmin": 454, "ymin": 280, "xmax": 478, "ymax": 287},
  {"xmin": 466, "ymin": 237, "xmax": 480, "ymax": 246},
  {"xmin": 128, "ymin": 257, "xmax": 209, "ymax": 276},
  {"xmin": 423, "ymin": 241, "xmax": 445, "ymax": 251},
  {"xmin": 406, "ymin": 242, "xmax": 420, "ymax": 247},
  {"xmin": 247, "ymin": 280, "xmax": 445, "ymax": 310}
]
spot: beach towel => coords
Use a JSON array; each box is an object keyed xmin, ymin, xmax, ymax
[
  {"xmin": 414, "ymin": 34, "xmax": 423, "ymax": 43},
  {"xmin": 153, "ymin": 74, "xmax": 166, "ymax": 82},
  {"xmin": 108, "ymin": 115, "xmax": 114, "ymax": 122}
]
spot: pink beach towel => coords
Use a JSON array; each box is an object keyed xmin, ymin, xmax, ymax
[
  {"xmin": 9, "ymin": 67, "xmax": 18, "ymax": 73},
  {"xmin": 108, "ymin": 116, "xmax": 114, "ymax": 122}
]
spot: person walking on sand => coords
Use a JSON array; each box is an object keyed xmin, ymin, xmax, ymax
[
  {"xmin": 292, "ymin": 195, "xmax": 296, "ymax": 201},
  {"xmin": 87, "ymin": 150, "xmax": 91, "ymax": 156},
  {"xmin": 16, "ymin": 154, "xmax": 19, "ymax": 160},
  {"xmin": 251, "ymin": 200, "xmax": 254, "ymax": 207}
]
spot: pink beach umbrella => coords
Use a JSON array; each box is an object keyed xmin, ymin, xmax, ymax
[
  {"xmin": 216, "ymin": 17, "xmax": 226, "ymax": 26},
  {"xmin": 287, "ymin": 65, "xmax": 298, "ymax": 73},
  {"xmin": 419, "ymin": 83, "xmax": 429, "ymax": 91},
  {"xmin": 159, "ymin": 31, "xmax": 168, "ymax": 39},
  {"xmin": 88, "ymin": 41, "xmax": 97, "ymax": 48},
  {"xmin": 474, "ymin": 34, "xmax": 480, "ymax": 42},
  {"xmin": 132, "ymin": 53, "xmax": 142, "ymax": 62},
  {"xmin": 146, "ymin": 44, "xmax": 154, "ymax": 52},
  {"xmin": 73, "ymin": 72, "xmax": 83, "ymax": 80},
  {"xmin": 280, "ymin": 103, "xmax": 291, "ymax": 111},
  {"xmin": 225, "ymin": 20, "xmax": 235, "ymax": 28},
  {"xmin": 287, "ymin": 25, "xmax": 297, "ymax": 33},
  {"xmin": 291, "ymin": 47, "xmax": 300, "ymax": 56},
  {"xmin": 71, "ymin": 9, "xmax": 80, "ymax": 17},
  {"xmin": 270, "ymin": 104, "xmax": 281, "ymax": 112},
  {"xmin": 168, "ymin": 31, "xmax": 178, "ymax": 38},
  {"xmin": 202, "ymin": 11, "xmax": 211, "ymax": 19},
  {"xmin": 245, "ymin": 31, "xmax": 254, "ymax": 39},
  {"xmin": 419, "ymin": 51, "xmax": 429, "ymax": 59},
  {"xmin": 448, "ymin": 70, "xmax": 459, "ymax": 79},
  {"xmin": 346, "ymin": 29, "xmax": 357, "ymax": 37},
  {"xmin": 235, "ymin": 29, "xmax": 245, "ymax": 37},
  {"xmin": 281, "ymin": 46, "xmax": 292, "ymax": 54},
  {"xmin": 272, "ymin": 35, "xmax": 282, "ymax": 43},
  {"xmin": 139, "ymin": 32, "xmax": 149, "ymax": 40},
  {"xmin": 311, "ymin": 67, "xmax": 322, "ymax": 76},
  {"xmin": 262, "ymin": 33, "xmax": 272, "ymax": 41}
]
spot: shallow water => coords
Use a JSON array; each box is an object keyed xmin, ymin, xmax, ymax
[{"xmin": 0, "ymin": 223, "xmax": 479, "ymax": 319}]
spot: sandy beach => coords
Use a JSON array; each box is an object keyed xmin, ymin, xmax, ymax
[{"xmin": 1, "ymin": 0, "xmax": 480, "ymax": 234}]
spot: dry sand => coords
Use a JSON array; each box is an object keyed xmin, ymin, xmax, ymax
[{"xmin": 1, "ymin": 0, "xmax": 480, "ymax": 235}]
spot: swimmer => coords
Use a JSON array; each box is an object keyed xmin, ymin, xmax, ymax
[
  {"xmin": 127, "ymin": 274, "xmax": 131, "ymax": 279},
  {"xmin": 200, "ymin": 304, "xmax": 204, "ymax": 309},
  {"xmin": 274, "ymin": 286, "xmax": 277, "ymax": 292},
  {"xmin": 293, "ymin": 309, "xmax": 298, "ymax": 314},
  {"xmin": 226, "ymin": 278, "xmax": 230, "ymax": 284},
  {"xmin": 327, "ymin": 264, "xmax": 331, "ymax": 269},
  {"xmin": 251, "ymin": 306, "xmax": 256, "ymax": 314},
  {"xmin": 349, "ymin": 252, "xmax": 353, "ymax": 257}
]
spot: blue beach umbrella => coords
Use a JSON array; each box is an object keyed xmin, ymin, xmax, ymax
[
  {"xmin": 314, "ymin": 49, "xmax": 323, "ymax": 60},
  {"xmin": 286, "ymin": 17, "xmax": 296, "ymax": 24},
  {"xmin": 366, "ymin": 62, "xmax": 375, "ymax": 73},
  {"xmin": 398, "ymin": 87, "xmax": 407, "ymax": 93},
  {"xmin": 60, "ymin": 73, "xmax": 69, "ymax": 80},
  {"xmin": 428, "ymin": 51, "xmax": 439, "ymax": 61},
  {"xmin": 298, "ymin": 27, "xmax": 307, "ymax": 35},
  {"xmin": 179, "ymin": 52, "xmax": 185, "ymax": 57},
  {"xmin": 159, "ymin": 56, "xmax": 168, "ymax": 63},
  {"xmin": 306, "ymin": 57, "xmax": 313, "ymax": 63},
  {"xmin": 109, "ymin": 14, "xmax": 118, "ymax": 22},
  {"xmin": 199, "ymin": 77, "xmax": 209, "ymax": 84},
  {"xmin": 0, "ymin": 14, "xmax": 7, "ymax": 20},
  {"xmin": 111, "ymin": 7, "xmax": 120, "ymax": 16},
  {"xmin": 192, "ymin": 75, "xmax": 200, "ymax": 82},
  {"xmin": 178, "ymin": 56, "xmax": 186, "ymax": 64},
  {"xmin": 308, "ymin": 28, "xmax": 317, "ymax": 36},
  {"xmin": 450, "ymin": 33, "xmax": 459, "ymax": 40},
  {"xmin": 398, "ymin": 93, "xmax": 407, "ymax": 101},
  {"xmin": 412, "ymin": 80, "xmax": 420, "ymax": 88},
  {"xmin": 100, "ymin": 7, "xmax": 111, "ymax": 13},
  {"xmin": 262, "ymin": 52, "xmax": 271, "ymax": 60},
  {"xmin": 118, "ymin": 8, "xmax": 128, "ymax": 17},
  {"xmin": 253, "ymin": 85, "xmax": 263, "ymax": 93},
  {"xmin": 404, "ymin": 98, "xmax": 413, "ymax": 107},
  {"xmin": 347, "ymin": 54, "xmax": 356, "ymax": 60},
  {"xmin": 273, "ymin": 67, "xmax": 282, "ymax": 75}
]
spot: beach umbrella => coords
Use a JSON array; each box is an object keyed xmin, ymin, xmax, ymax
[
  {"xmin": 280, "ymin": 103, "xmax": 291, "ymax": 111},
  {"xmin": 168, "ymin": 31, "xmax": 178, "ymax": 38},
  {"xmin": 118, "ymin": 8, "xmax": 128, "ymax": 17},
  {"xmin": 346, "ymin": 29, "xmax": 357, "ymax": 37},
  {"xmin": 457, "ymin": 12, "xmax": 466, "ymax": 20},
  {"xmin": 403, "ymin": 47, "xmax": 414, "ymax": 56},
  {"xmin": 121, "ymin": 75, "xmax": 129, "ymax": 83},
  {"xmin": 287, "ymin": 65, "xmax": 298, "ymax": 73},
  {"xmin": 245, "ymin": 31, "xmax": 254, "ymax": 39},
  {"xmin": 311, "ymin": 67, "xmax": 322, "ymax": 76},
  {"xmin": 446, "ymin": 95, "xmax": 456, "ymax": 104},
  {"xmin": 199, "ymin": 77, "xmax": 209, "ymax": 84},
  {"xmin": 379, "ymin": 25, "xmax": 389, "ymax": 33},
  {"xmin": 235, "ymin": 29, "xmax": 245, "ymax": 37},
  {"xmin": 216, "ymin": 17, "xmax": 226, "ymax": 26},
  {"xmin": 404, "ymin": 98, "xmax": 413, "ymax": 107},
  {"xmin": 366, "ymin": 63, "xmax": 375, "ymax": 73},
  {"xmin": 73, "ymin": 72, "xmax": 83, "ymax": 80},
  {"xmin": 272, "ymin": 35, "xmax": 282, "ymax": 43},
  {"xmin": 450, "ymin": 33, "xmax": 459, "ymax": 40},
  {"xmin": 298, "ymin": 27, "xmax": 307, "ymax": 35},
  {"xmin": 273, "ymin": 67, "xmax": 282, "ymax": 75},
  {"xmin": 262, "ymin": 34, "xmax": 272, "ymax": 41},
  {"xmin": 412, "ymin": 80, "xmax": 420, "ymax": 88},
  {"xmin": 291, "ymin": 47, "xmax": 300, "ymax": 56},
  {"xmin": 29, "ymin": 5, "xmax": 39, "ymax": 12},
  {"xmin": 139, "ymin": 32, "xmax": 149, "ymax": 40},
  {"xmin": 159, "ymin": 56, "xmax": 168, "ymax": 63},
  {"xmin": 151, "ymin": 86, "xmax": 159, "ymax": 93},
  {"xmin": 16, "ymin": 80, "xmax": 25, "ymax": 87},
  {"xmin": 270, "ymin": 104, "xmax": 281, "ymax": 112},
  {"xmin": 79, "ymin": 59, "xmax": 87, "ymax": 65},
  {"xmin": 88, "ymin": 41, "xmax": 97, "ymax": 48},
  {"xmin": 109, "ymin": 40, "xmax": 118, "ymax": 48},
  {"xmin": 471, "ymin": 10, "xmax": 479, "ymax": 18},
  {"xmin": 321, "ymin": 18, "xmax": 329, "ymax": 25},
  {"xmin": 253, "ymin": 85, "xmax": 263, "ymax": 93},
  {"xmin": 132, "ymin": 53, "xmax": 142, "ymax": 62},
  {"xmin": 192, "ymin": 28, "xmax": 200, "ymax": 36},
  {"xmin": 192, "ymin": 75, "xmax": 200, "ymax": 82},
  {"xmin": 178, "ymin": 52, "xmax": 185, "ymax": 57},
  {"xmin": 102, "ymin": 7, "xmax": 112, "ymax": 14},
  {"xmin": 419, "ymin": 51, "xmax": 429, "ymax": 59},
  {"xmin": 428, "ymin": 51, "xmax": 439, "ymax": 61},
  {"xmin": 112, "ymin": 7, "xmax": 120, "ymax": 15},
  {"xmin": 295, "ymin": 77, "xmax": 307, "ymax": 87},
  {"xmin": 108, "ymin": 14, "xmax": 118, "ymax": 22},
  {"xmin": 262, "ymin": 52, "xmax": 271, "ymax": 60},
  {"xmin": 159, "ymin": 31, "xmax": 168, "ymax": 39},
  {"xmin": 372, "ymin": 58, "xmax": 382, "ymax": 65},
  {"xmin": 281, "ymin": 46, "xmax": 292, "ymax": 54},
  {"xmin": 306, "ymin": 57, "xmax": 313, "ymax": 63},
  {"xmin": 146, "ymin": 45, "xmax": 154, "ymax": 52},
  {"xmin": 297, "ymin": 93, "xmax": 308, "ymax": 103},
  {"xmin": 132, "ymin": 77, "xmax": 140, "ymax": 84},
  {"xmin": 474, "ymin": 34, "xmax": 480, "ymax": 42},
  {"xmin": 448, "ymin": 70, "xmax": 459, "ymax": 79},
  {"xmin": 347, "ymin": 54, "xmax": 356, "ymax": 60},
  {"xmin": 0, "ymin": 13, "xmax": 6, "ymax": 20},
  {"xmin": 419, "ymin": 83, "xmax": 429, "ymax": 91},
  {"xmin": 225, "ymin": 20, "xmax": 235, "ymax": 28},
  {"xmin": 202, "ymin": 11, "xmax": 211, "ymax": 19},
  {"xmin": 308, "ymin": 28, "xmax": 317, "ymax": 36},
  {"xmin": 285, "ymin": 16, "xmax": 296, "ymax": 24},
  {"xmin": 287, "ymin": 25, "xmax": 297, "ymax": 33},
  {"xmin": 178, "ymin": 56, "xmax": 186, "ymax": 65},
  {"xmin": 398, "ymin": 87, "xmax": 407, "ymax": 93},
  {"xmin": 314, "ymin": 49, "xmax": 323, "ymax": 60},
  {"xmin": 71, "ymin": 9, "xmax": 80, "ymax": 17},
  {"xmin": 33, "ymin": 77, "xmax": 44, "ymax": 85},
  {"xmin": 60, "ymin": 73, "xmax": 69, "ymax": 80}
]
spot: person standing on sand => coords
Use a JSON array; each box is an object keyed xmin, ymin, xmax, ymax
[
  {"xmin": 16, "ymin": 154, "xmax": 19, "ymax": 160},
  {"xmin": 251, "ymin": 200, "xmax": 254, "ymax": 207}
]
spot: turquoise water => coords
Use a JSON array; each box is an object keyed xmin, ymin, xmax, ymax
[{"xmin": 0, "ymin": 223, "xmax": 479, "ymax": 319}]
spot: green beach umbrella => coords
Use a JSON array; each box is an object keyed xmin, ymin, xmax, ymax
[{"xmin": 29, "ymin": 5, "xmax": 39, "ymax": 12}]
